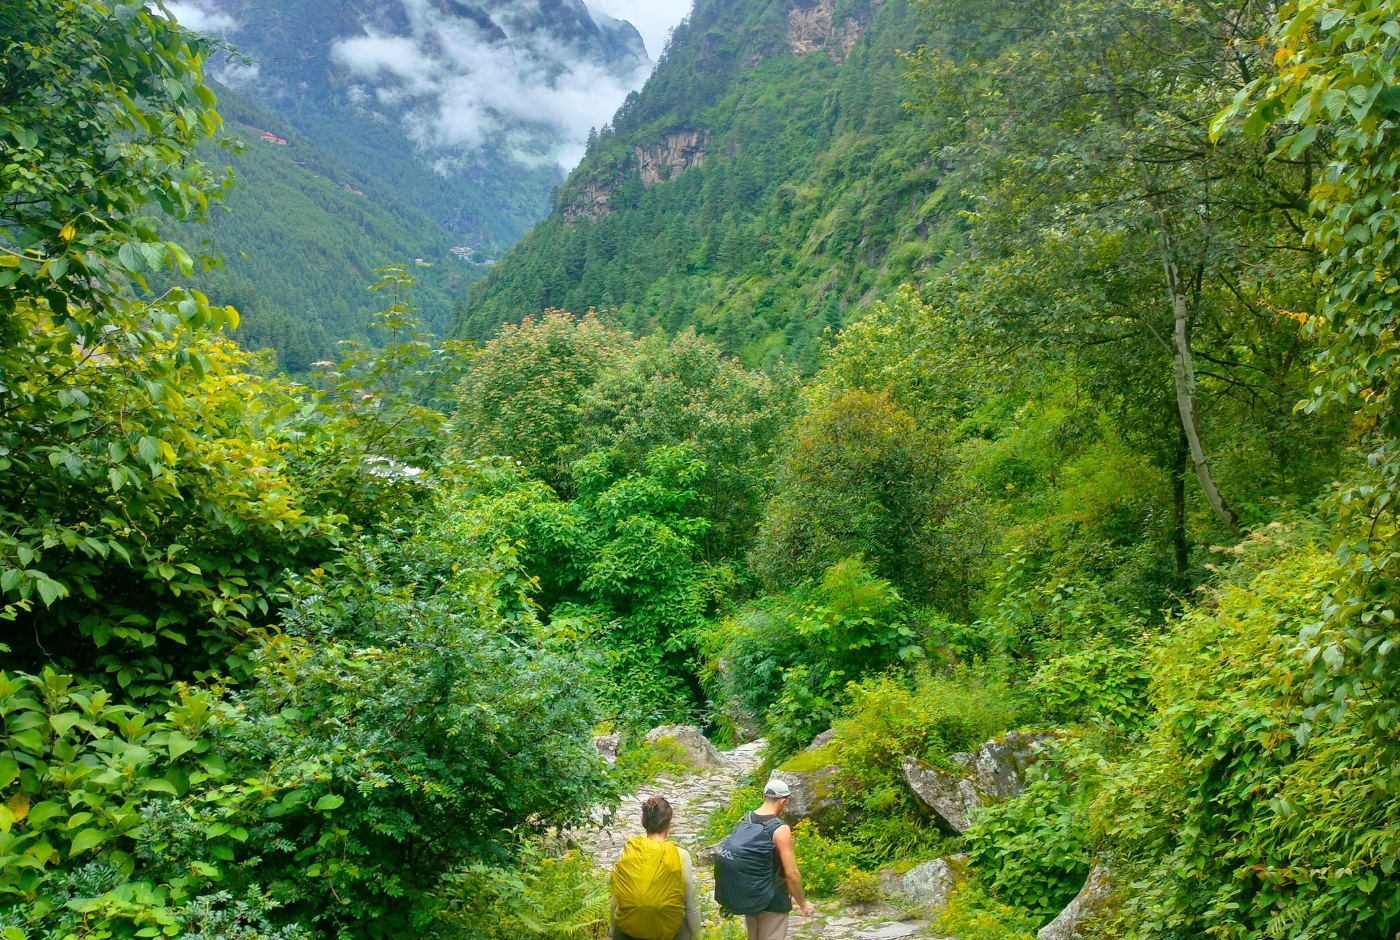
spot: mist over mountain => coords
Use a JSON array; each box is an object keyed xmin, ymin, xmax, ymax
[{"xmin": 173, "ymin": 0, "xmax": 654, "ymax": 250}]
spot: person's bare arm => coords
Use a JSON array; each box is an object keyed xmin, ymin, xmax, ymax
[{"xmin": 772, "ymin": 824, "xmax": 816, "ymax": 917}]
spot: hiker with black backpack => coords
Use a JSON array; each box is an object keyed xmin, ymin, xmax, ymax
[
  {"xmin": 610, "ymin": 796, "xmax": 704, "ymax": 940},
  {"xmin": 713, "ymin": 778, "xmax": 816, "ymax": 940}
]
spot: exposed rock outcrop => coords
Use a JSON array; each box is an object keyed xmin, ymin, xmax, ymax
[
  {"xmin": 973, "ymin": 731, "xmax": 1057, "ymax": 798},
  {"xmin": 592, "ymin": 732, "xmax": 621, "ymax": 766},
  {"xmin": 879, "ymin": 854, "xmax": 966, "ymax": 910},
  {"xmin": 645, "ymin": 724, "xmax": 725, "ymax": 771},
  {"xmin": 902, "ymin": 731, "xmax": 1058, "ymax": 832},
  {"xmin": 563, "ymin": 179, "xmax": 613, "ymax": 224},
  {"xmin": 901, "ymin": 758, "xmax": 985, "ymax": 833},
  {"xmin": 1039, "ymin": 863, "xmax": 1114, "ymax": 940},
  {"xmin": 770, "ymin": 763, "xmax": 848, "ymax": 829},
  {"xmin": 806, "ymin": 727, "xmax": 838, "ymax": 751},
  {"xmin": 635, "ymin": 130, "xmax": 709, "ymax": 186},
  {"xmin": 785, "ymin": 0, "xmax": 865, "ymax": 62}
]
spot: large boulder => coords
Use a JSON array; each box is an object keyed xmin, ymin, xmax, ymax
[
  {"xmin": 592, "ymin": 732, "xmax": 622, "ymax": 766},
  {"xmin": 901, "ymin": 758, "xmax": 985, "ymax": 833},
  {"xmin": 879, "ymin": 854, "xmax": 966, "ymax": 910},
  {"xmin": 972, "ymin": 731, "xmax": 1057, "ymax": 798},
  {"xmin": 769, "ymin": 764, "xmax": 848, "ymax": 829},
  {"xmin": 644, "ymin": 724, "xmax": 725, "ymax": 771},
  {"xmin": 902, "ymin": 731, "xmax": 1058, "ymax": 832},
  {"xmin": 1039, "ymin": 863, "xmax": 1114, "ymax": 940}
]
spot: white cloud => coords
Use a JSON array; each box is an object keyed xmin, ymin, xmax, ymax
[
  {"xmin": 332, "ymin": 0, "xmax": 653, "ymax": 169},
  {"xmin": 163, "ymin": 0, "xmax": 238, "ymax": 34},
  {"xmin": 586, "ymin": 0, "xmax": 691, "ymax": 60}
]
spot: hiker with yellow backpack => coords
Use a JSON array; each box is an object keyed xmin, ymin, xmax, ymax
[{"xmin": 611, "ymin": 796, "xmax": 703, "ymax": 940}]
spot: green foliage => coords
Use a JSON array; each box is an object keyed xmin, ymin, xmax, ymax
[
  {"xmin": 455, "ymin": 312, "xmax": 797, "ymax": 562},
  {"xmin": 609, "ymin": 737, "xmax": 696, "ymax": 792},
  {"xmin": 1095, "ymin": 540, "xmax": 1400, "ymax": 939},
  {"xmin": 711, "ymin": 558, "xmax": 923, "ymax": 755},
  {"xmin": 1221, "ymin": 0, "xmax": 1400, "ymax": 757},
  {"xmin": 429, "ymin": 844, "xmax": 609, "ymax": 940},
  {"xmin": 0, "ymin": 497, "xmax": 615, "ymax": 940},
  {"xmin": 965, "ymin": 770, "xmax": 1093, "ymax": 920},
  {"xmin": 835, "ymin": 867, "xmax": 884, "ymax": 906},
  {"xmin": 933, "ymin": 878, "xmax": 1040, "ymax": 940},
  {"xmin": 1028, "ymin": 640, "xmax": 1153, "ymax": 731},
  {"xmin": 454, "ymin": 311, "xmax": 628, "ymax": 492},
  {"xmin": 753, "ymin": 390, "xmax": 949, "ymax": 601},
  {"xmin": 0, "ymin": 0, "xmax": 226, "ymax": 311}
]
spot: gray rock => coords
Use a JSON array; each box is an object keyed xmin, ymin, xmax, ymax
[
  {"xmin": 806, "ymin": 727, "xmax": 838, "ymax": 751},
  {"xmin": 645, "ymin": 724, "xmax": 725, "ymax": 771},
  {"xmin": 855, "ymin": 923, "xmax": 921, "ymax": 940},
  {"xmin": 901, "ymin": 758, "xmax": 984, "ymax": 833},
  {"xmin": 880, "ymin": 855, "xmax": 966, "ymax": 910},
  {"xmin": 1038, "ymin": 863, "xmax": 1113, "ymax": 940},
  {"xmin": 973, "ymin": 731, "xmax": 1057, "ymax": 799},
  {"xmin": 592, "ymin": 732, "xmax": 621, "ymax": 766},
  {"xmin": 770, "ymin": 764, "xmax": 848, "ymax": 829}
]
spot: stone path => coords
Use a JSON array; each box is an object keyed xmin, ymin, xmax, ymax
[{"xmin": 572, "ymin": 740, "xmax": 950, "ymax": 939}]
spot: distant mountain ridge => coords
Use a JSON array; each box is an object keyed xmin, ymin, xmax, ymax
[
  {"xmin": 455, "ymin": 0, "xmax": 959, "ymax": 371},
  {"xmin": 207, "ymin": 0, "xmax": 650, "ymax": 250}
]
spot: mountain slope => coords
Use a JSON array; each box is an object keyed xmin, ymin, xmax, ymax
[
  {"xmin": 162, "ymin": 86, "xmax": 486, "ymax": 371},
  {"xmin": 205, "ymin": 0, "xmax": 650, "ymax": 251},
  {"xmin": 456, "ymin": 0, "xmax": 959, "ymax": 370}
]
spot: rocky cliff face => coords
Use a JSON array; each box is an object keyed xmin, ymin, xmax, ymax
[
  {"xmin": 636, "ymin": 130, "xmax": 711, "ymax": 186},
  {"xmin": 786, "ymin": 0, "xmax": 869, "ymax": 62}
]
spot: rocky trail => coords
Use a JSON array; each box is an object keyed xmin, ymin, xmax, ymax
[{"xmin": 572, "ymin": 734, "xmax": 950, "ymax": 940}]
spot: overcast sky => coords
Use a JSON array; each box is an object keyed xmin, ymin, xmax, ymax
[{"xmin": 587, "ymin": 0, "xmax": 692, "ymax": 61}]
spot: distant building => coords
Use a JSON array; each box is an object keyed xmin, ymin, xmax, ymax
[
  {"xmin": 259, "ymin": 132, "xmax": 288, "ymax": 145},
  {"xmin": 343, "ymin": 184, "xmax": 364, "ymax": 195}
]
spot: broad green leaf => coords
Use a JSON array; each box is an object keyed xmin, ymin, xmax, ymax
[
  {"xmin": 314, "ymin": 794, "xmax": 345, "ymax": 812},
  {"xmin": 166, "ymin": 731, "xmax": 196, "ymax": 760},
  {"xmin": 25, "ymin": 802, "xmax": 64, "ymax": 827},
  {"xmin": 68, "ymin": 828, "xmax": 107, "ymax": 856}
]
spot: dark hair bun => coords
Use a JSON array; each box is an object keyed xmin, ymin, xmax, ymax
[{"xmin": 641, "ymin": 796, "xmax": 674, "ymax": 834}]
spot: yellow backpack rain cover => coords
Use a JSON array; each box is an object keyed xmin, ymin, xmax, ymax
[{"xmin": 611, "ymin": 835, "xmax": 685, "ymax": 940}]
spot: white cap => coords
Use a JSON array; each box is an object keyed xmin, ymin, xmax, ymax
[{"xmin": 764, "ymin": 777, "xmax": 792, "ymax": 799}]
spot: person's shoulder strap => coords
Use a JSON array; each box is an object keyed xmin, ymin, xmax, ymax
[{"xmin": 762, "ymin": 815, "xmax": 785, "ymax": 835}]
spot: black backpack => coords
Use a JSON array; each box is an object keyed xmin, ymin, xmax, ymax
[{"xmin": 713, "ymin": 812, "xmax": 786, "ymax": 915}]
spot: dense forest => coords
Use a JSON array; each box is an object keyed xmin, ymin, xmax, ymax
[{"xmin": 4, "ymin": 1, "xmax": 1400, "ymax": 940}]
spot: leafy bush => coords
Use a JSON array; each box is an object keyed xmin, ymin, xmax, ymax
[
  {"xmin": 709, "ymin": 558, "xmax": 924, "ymax": 755},
  {"xmin": 965, "ymin": 770, "xmax": 1093, "ymax": 919},
  {"xmin": 836, "ymin": 868, "xmax": 884, "ymax": 906},
  {"xmin": 429, "ymin": 844, "xmax": 609, "ymax": 940},
  {"xmin": 1094, "ymin": 543, "xmax": 1400, "ymax": 940},
  {"xmin": 609, "ymin": 737, "xmax": 696, "ymax": 791},
  {"xmin": 1027, "ymin": 639, "xmax": 1152, "ymax": 731},
  {"xmin": 934, "ymin": 878, "xmax": 1041, "ymax": 940},
  {"xmin": 790, "ymin": 822, "xmax": 867, "ymax": 899}
]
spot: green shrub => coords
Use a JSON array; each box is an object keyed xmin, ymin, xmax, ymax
[
  {"xmin": 430, "ymin": 844, "xmax": 608, "ymax": 939},
  {"xmin": 819, "ymin": 669, "xmax": 1019, "ymax": 862},
  {"xmin": 1027, "ymin": 639, "xmax": 1152, "ymax": 730},
  {"xmin": 965, "ymin": 769, "xmax": 1093, "ymax": 918},
  {"xmin": 934, "ymin": 878, "xmax": 1041, "ymax": 940},
  {"xmin": 1094, "ymin": 543, "xmax": 1400, "ymax": 940},
  {"xmin": 791, "ymin": 821, "xmax": 868, "ymax": 898},
  {"xmin": 709, "ymin": 558, "xmax": 925, "ymax": 757},
  {"xmin": 610, "ymin": 737, "xmax": 696, "ymax": 791},
  {"xmin": 836, "ymin": 868, "xmax": 884, "ymax": 906}
]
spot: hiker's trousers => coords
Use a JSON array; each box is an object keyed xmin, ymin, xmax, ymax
[{"xmin": 744, "ymin": 912, "xmax": 790, "ymax": 940}]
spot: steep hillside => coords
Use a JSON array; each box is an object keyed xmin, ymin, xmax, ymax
[
  {"xmin": 159, "ymin": 86, "xmax": 487, "ymax": 371},
  {"xmin": 456, "ymin": 0, "xmax": 957, "ymax": 370},
  {"xmin": 199, "ymin": 0, "xmax": 650, "ymax": 251}
]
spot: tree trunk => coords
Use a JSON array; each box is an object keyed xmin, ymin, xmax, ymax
[
  {"xmin": 1172, "ymin": 425, "xmax": 1190, "ymax": 578},
  {"xmin": 1161, "ymin": 252, "xmax": 1241, "ymax": 534}
]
